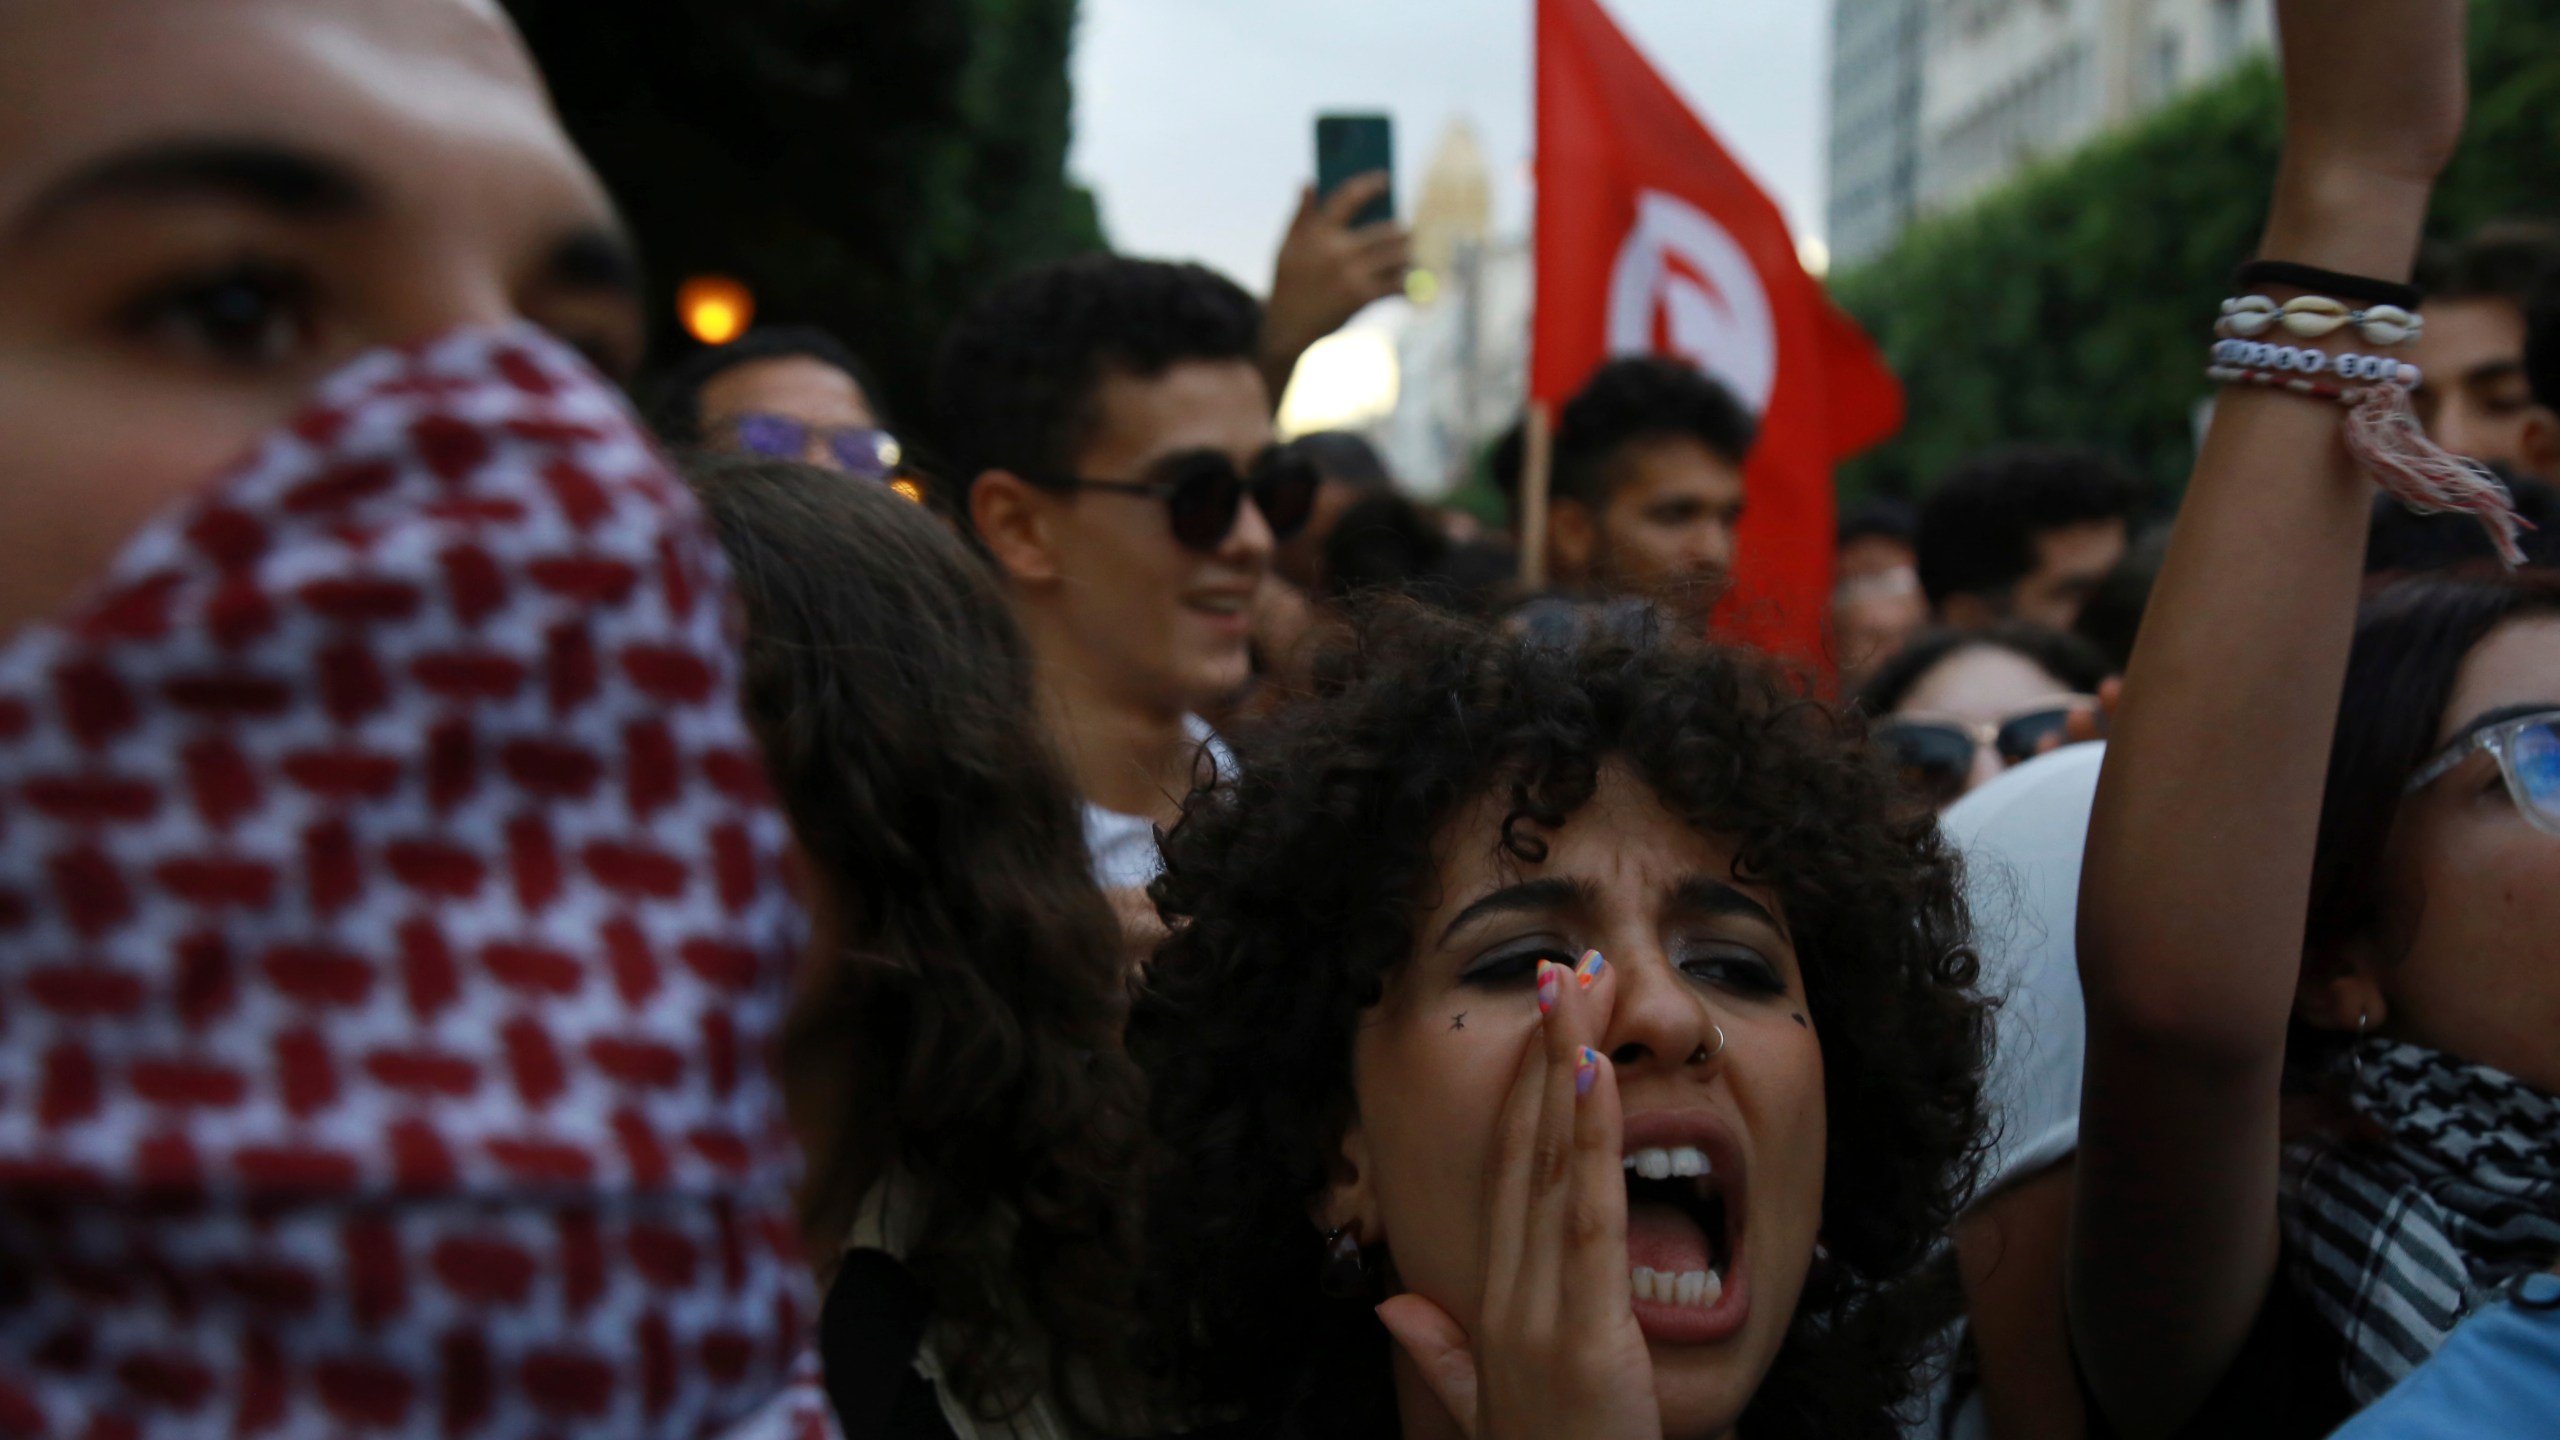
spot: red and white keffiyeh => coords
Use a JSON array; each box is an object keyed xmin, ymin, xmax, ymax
[{"xmin": 0, "ymin": 328, "xmax": 826, "ymax": 1437}]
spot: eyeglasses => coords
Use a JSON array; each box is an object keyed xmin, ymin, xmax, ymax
[
  {"xmin": 1876, "ymin": 697, "xmax": 2095, "ymax": 806},
  {"xmin": 725, "ymin": 413, "xmax": 903, "ymax": 480},
  {"xmin": 1040, "ymin": 446, "xmax": 1318, "ymax": 553},
  {"xmin": 2404, "ymin": 708, "xmax": 2560, "ymax": 837}
]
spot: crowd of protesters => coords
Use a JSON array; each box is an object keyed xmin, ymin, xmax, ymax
[{"xmin": 2, "ymin": 1, "xmax": 2556, "ymax": 1439}]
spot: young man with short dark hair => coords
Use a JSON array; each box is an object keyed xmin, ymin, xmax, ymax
[
  {"xmin": 1915, "ymin": 447, "xmax": 2145, "ymax": 633},
  {"xmin": 1505, "ymin": 355, "xmax": 1757, "ymax": 626},
  {"xmin": 936, "ymin": 256, "xmax": 1314, "ymax": 888},
  {"xmin": 2411, "ymin": 221, "xmax": 2560, "ymax": 479}
]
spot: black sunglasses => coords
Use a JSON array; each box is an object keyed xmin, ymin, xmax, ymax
[
  {"xmin": 1876, "ymin": 701, "xmax": 2091, "ymax": 806},
  {"xmin": 1041, "ymin": 446, "xmax": 1318, "ymax": 553}
]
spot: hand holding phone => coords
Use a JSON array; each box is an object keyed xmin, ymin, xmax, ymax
[{"xmin": 1259, "ymin": 114, "xmax": 1413, "ymax": 404}]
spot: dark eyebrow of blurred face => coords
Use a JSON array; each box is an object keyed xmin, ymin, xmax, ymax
[{"xmin": 11, "ymin": 139, "xmax": 371, "ymax": 240}]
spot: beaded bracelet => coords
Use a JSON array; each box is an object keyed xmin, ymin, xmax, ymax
[
  {"xmin": 2211, "ymin": 338, "xmax": 2418, "ymax": 386},
  {"xmin": 2208, "ymin": 365, "xmax": 2376, "ymax": 404},
  {"xmin": 2218, "ymin": 294, "xmax": 2422, "ymax": 345},
  {"xmin": 2205, "ymin": 346, "xmax": 2528, "ymax": 566}
]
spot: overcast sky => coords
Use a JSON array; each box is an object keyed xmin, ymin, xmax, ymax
[{"xmin": 1067, "ymin": 0, "xmax": 1830, "ymax": 292}]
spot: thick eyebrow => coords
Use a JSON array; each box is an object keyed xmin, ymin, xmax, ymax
[
  {"xmin": 1672, "ymin": 876, "xmax": 1786, "ymax": 936},
  {"xmin": 541, "ymin": 225, "xmax": 644, "ymax": 297},
  {"xmin": 1435, "ymin": 876, "xmax": 1591, "ymax": 947},
  {"xmin": 2459, "ymin": 358, "xmax": 2527, "ymax": 389},
  {"xmin": 2442, "ymin": 702, "xmax": 2560, "ymax": 749},
  {"xmin": 13, "ymin": 139, "xmax": 372, "ymax": 241}
]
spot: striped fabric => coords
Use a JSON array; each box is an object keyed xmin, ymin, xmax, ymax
[{"xmin": 2280, "ymin": 1039, "xmax": 2560, "ymax": 1405}]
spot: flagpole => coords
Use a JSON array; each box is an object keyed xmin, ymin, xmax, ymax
[{"xmin": 1519, "ymin": 401, "xmax": 1553, "ymax": 591}]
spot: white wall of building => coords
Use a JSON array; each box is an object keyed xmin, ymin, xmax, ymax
[{"xmin": 1830, "ymin": 0, "xmax": 2270, "ymax": 261}]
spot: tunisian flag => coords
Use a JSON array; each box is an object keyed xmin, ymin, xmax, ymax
[{"xmin": 1533, "ymin": 0, "xmax": 1904, "ymax": 665}]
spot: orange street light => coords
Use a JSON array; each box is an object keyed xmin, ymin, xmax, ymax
[{"xmin": 678, "ymin": 275, "xmax": 754, "ymax": 346}]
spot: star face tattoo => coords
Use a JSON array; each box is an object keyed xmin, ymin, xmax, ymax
[
  {"xmin": 1449, "ymin": 1012, "xmax": 1467, "ymax": 1032},
  {"xmin": 1791, "ymin": 1013, "xmax": 1808, "ymax": 1028}
]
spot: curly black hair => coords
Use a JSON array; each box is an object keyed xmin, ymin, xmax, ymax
[
  {"xmin": 933, "ymin": 254, "xmax": 1262, "ymax": 537},
  {"xmin": 684, "ymin": 455, "xmax": 1152, "ymax": 1431},
  {"xmin": 1129, "ymin": 602, "xmax": 1991, "ymax": 1439}
]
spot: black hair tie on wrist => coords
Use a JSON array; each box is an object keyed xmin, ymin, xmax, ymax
[{"xmin": 2234, "ymin": 259, "xmax": 2423, "ymax": 310}]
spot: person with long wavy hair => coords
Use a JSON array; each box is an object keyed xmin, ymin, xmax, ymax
[
  {"xmin": 687, "ymin": 455, "xmax": 1154, "ymax": 1439},
  {"xmin": 1130, "ymin": 601, "xmax": 1990, "ymax": 1439}
]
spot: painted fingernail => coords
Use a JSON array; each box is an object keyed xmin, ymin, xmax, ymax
[
  {"xmin": 1576, "ymin": 950, "xmax": 1608, "ymax": 990},
  {"xmin": 1576, "ymin": 1046, "xmax": 1603, "ymax": 1096},
  {"xmin": 1536, "ymin": 961, "xmax": 1563, "ymax": 1015}
]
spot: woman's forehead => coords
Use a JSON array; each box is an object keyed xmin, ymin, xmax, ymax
[
  {"xmin": 1423, "ymin": 762, "xmax": 1779, "ymax": 923},
  {"xmin": 0, "ymin": 0, "xmax": 576, "ymax": 221},
  {"xmin": 2441, "ymin": 615, "xmax": 2560, "ymax": 744}
]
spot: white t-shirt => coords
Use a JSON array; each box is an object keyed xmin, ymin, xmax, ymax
[
  {"xmin": 1083, "ymin": 715, "xmax": 1234, "ymax": 890},
  {"xmin": 1913, "ymin": 740, "xmax": 2105, "ymax": 1440}
]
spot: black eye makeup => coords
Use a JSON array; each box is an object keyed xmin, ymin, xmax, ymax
[
  {"xmin": 1456, "ymin": 937, "xmax": 1579, "ymax": 989},
  {"xmin": 1676, "ymin": 945, "xmax": 1789, "ymax": 998}
]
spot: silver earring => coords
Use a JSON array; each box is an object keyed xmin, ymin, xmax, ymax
[
  {"xmin": 1686, "ymin": 1023, "xmax": 1728, "ymax": 1065},
  {"xmin": 1319, "ymin": 1226, "xmax": 1368, "ymax": 1298}
]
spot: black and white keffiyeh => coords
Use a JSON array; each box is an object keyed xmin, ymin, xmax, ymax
[{"xmin": 2279, "ymin": 1037, "xmax": 2560, "ymax": 1404}]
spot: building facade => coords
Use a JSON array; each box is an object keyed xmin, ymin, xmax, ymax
[
  {"xmin": 1829, "ymin": 0, "xmax": 1927, "ymax": 267},
  {"xmin": 1829, "ymin": 0, "xmax": 2273, "ymax": 264}
]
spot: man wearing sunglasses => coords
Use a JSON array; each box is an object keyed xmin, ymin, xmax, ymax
[
  {"xmin": 938, "ymin": 256, "xmax": 1313, "ymax": 891},
  {"xmin": 650, "ymin": 324, "xmax": 908, "ymax": 486}
]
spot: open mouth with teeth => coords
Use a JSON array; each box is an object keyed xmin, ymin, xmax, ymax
[{"xmin": 1622, "ymin": 1144, "xmax": 1740, "ymax": 1333}]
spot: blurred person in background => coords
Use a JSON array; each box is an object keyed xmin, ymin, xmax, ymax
[
  {"xmin": 687, "ymin": 456, "xmax": 1158, "ymax": 1440},
  {"xmin": 651, "ymin": 323, "xmax": 908, "ymax": 489},
  {"xmin": 1273, "ymin": 430, "xmax": 1398, "ymax": 592},
  {"xmin": 0, "ymin": 0, "xmax": 821, "ymax": 1432},
  {"xmin": 2365, "ymin": 465, "xmax": 2560, "ymax": 575},
  {"xmin": 1833, "ymin": 498, "xmax": 1929, "ymax": 691},
  {"xmin": 2410, "ymin": 220, "xmax": 2560, "ymax": 480},
  {"xmin": 1858, "ymin": 625, "xmax": 2112, "ymax": 809},
  {"xmin": 1495, "ymin": 355, "xmax": 1757, "ymax": 629},
  {"xmin": 1916, "ymin": 447, "xmax": 2144, "ymax": 633},
  {"xmin": 2071, "ymin": 525, "xmax": 2171, "ymax": 674},
  {"xmin": 937, "ymin": 256, "xmax": 1314, "ymax": 893}
]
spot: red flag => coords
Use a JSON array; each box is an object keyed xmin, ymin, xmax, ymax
[{"xmin": 1533, "ymin": 0, "xmax": 1903, "ymax": 666}]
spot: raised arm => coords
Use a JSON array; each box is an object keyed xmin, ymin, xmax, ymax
[{"xmin": 2068, "ymin": 3, "xmax": 2467, "ymax": 1433}]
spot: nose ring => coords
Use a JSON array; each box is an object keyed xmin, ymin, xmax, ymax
[{"xmin": 1686, "ymin": 1023, "xmax": 1727, "ymax": 1065}]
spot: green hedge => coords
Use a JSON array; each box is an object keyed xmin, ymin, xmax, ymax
[{"xmin": 1834, "ymin": 0, "xmax": 2560, "ymax": 505}]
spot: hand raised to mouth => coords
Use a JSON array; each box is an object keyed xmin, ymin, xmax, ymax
[{"xmin": 1376, "ymin": 951, "xmax": 1665, "ymax": 1440}]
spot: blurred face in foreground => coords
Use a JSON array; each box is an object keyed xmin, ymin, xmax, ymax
[
  {"xmin": 0, "ymin": 0, "xmax": 642, "ymax": 634},
  {"xmin": 1343, "ymin": 762, "xmax": 1825, "ymax": 1437}
]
